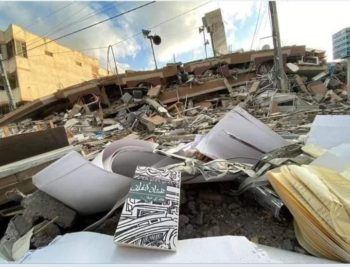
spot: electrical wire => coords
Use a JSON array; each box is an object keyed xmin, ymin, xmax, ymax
[
  {"xmin": 250, "ymin": 0, "xmax": 263, "ymax": 51},
  {"xmin": 106, "ymin": 45, "xmax": 123, "ymax": 96},
  {"xmin": 10, "ymin": 2, "xmax": 77, "ymax": 39},
  {"xmin": 21, "ymin": 1, "xmax": 156, "ymax": 55},
  {"xmin": 256, "ymin": 3, "xmax": 270, "ymax": 50},
  {"xmin": 19, "ymin": 2, "xmax": 76, "ymax": 31},
  {"xmin": 25, "ymin": 3, "xmax": 93, "ymax": 48},
  {"xmin": 25, "ymin": 1, "xmax": 212, "ymax": 59},
  {"xmin": 26, "ymin": 2, "xmax": 128, "ymax": 49}
]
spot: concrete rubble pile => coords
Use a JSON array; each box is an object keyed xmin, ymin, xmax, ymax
[{"xmin": 0, "ymin": 46, "xmax": 350, "ymax": 263}]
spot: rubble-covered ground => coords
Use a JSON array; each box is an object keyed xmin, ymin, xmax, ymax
[
  {"xmin": 1, "ymin": 54, "xmax": 349, "ymax": 261},
  {"xmin": 87, "ymin": 181, "xmax": 304, "ymax": 254}
]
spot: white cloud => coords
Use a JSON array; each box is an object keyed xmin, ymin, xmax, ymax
[
  {"xmin": 2, "ymin": 0, "xmax": 346, "ymax": 70},
  {"xmin": 0, "ymin": 1, "xmax": 141, "ymax": 68},
  {"xmin": 131, "ymin": 1, "xmax": 255, "ymax": 63},
  {"xmin": 257, "ymin": 1, "xmax": 350, "ymax": 61}
]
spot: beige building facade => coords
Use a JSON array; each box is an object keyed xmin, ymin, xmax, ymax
[{"xmin": 0, "ymin": 24, "xmax": 107, "ymax": 106}]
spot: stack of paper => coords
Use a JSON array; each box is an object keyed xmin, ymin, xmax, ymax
[
  {"xmin": 267, "ymin": 164, "xmax": 350, "ymax": 262},
  {"xmin": 114, "ymin": 166, "xmax": 181, "ymax": 251}
]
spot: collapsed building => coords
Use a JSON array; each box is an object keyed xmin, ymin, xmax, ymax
[
  {"xmin": 0, "ymin": 42, "xmax": 350, "ymax": 263},
  {"xmin": 0, "ymin": 45, "xmax": 327, "ymax": 125}
]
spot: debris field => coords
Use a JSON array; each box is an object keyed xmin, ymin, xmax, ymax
[{"xmin": 1, "ymin": 45, "xmax": 350, "ymax": 263}]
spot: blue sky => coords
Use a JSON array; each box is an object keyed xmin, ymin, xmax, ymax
[{"xmin": 1, "ymin": 1, "xmax": 350, "ymax": 72}]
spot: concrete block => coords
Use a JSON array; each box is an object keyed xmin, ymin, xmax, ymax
[{"xmin": 22, "ymin": 191, "xmax": 77, "ymax": 229}]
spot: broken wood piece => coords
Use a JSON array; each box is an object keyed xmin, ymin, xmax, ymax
[
  {"xmin": 223, "ymin": 78, "xmax": 235, "ymax": 97},
  {"xmin": 249, "ymin": 81, "xmax": 261, "ymax": 94},
  {"xmin": 0, "ymin": 127, "xmax": 69, "ymax": 166}
]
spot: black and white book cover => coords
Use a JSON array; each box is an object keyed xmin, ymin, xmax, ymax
[{"xmin": 114, "ymin": 166, "xmax": 181, "ymax": 251}]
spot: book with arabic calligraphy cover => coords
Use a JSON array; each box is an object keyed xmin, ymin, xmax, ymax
[{"xmin": 114, "ymin": 166, "xmax": 181, "ymax": 251}]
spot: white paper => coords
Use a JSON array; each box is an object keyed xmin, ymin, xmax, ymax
[
  {"xmin": 196, "ymin": 106, "xmax": 288, "ymax": 164},
  {"xmin": 18, "ymin": 232, "xmax": 336, "ymax": 263},
  {"xmin": 33, "ymin": 151, "xmax": 132, "ymax": 214},
  {"xmin": 306, "ymin": 115, "xmax": 350, "ymax": 149}
]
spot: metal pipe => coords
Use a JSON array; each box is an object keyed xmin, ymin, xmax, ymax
[
  {"xmin": 149, "ymin": 37, "xmax": 158, "ymax": 70},
  {"xmin": 0, "ymin": 55, "xmax": 16, "ymax": 111}
]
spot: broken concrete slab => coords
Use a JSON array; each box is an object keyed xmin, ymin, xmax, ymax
[
  {"xmin": 294, "ymin": 75, "xmax": 309, "ymax": 94},
  {"xmin": 31, "ymin": 221, "xmax": 61, "ymax": 248},
  {"xmin": 311, "ymin": 71, "xmax": 328, "ymax": 81},
  {"xmin": 0, "ymin": 215, "xmax": 32, "ymax": 260},
  {"xmin": 147, "ymin": 85, "xmax": 161, "ymax": 98},
  {"xmin": 64, "ymin": 118, "xmax": 80, "ymax": 128},
  {"xmin": 286, "ymin": 63, "xmax": 299, "ymax": 73},
  {"xmin": 102, "ymin": 123, "xmax": 123, "ymax": 132},
  {"xmin": 143, "ymin": 97, "xmax": 170, "ymax": 117},
  {"xmin": 21, "ymin": 190, "xmax": 77, "ymax": 228},
  {"xmin": 121, "ymin": 92, "xmax": 133, "ymax": 104},
  {"xmin": 307, "ymin": 81, "xmax": 327, "ymax": 97},
  {"xmin": 68, "ymin": 104, "xmax": 83, "ymax": 118}
]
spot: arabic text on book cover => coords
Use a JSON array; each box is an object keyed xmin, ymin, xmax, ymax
[{"xmin": 114, "ymin": 166, "xmax": 181, "ymax": 251}]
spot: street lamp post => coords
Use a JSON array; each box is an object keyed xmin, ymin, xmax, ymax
[{"xmin": 142, "ymin": 29, "xmax": 161, "ymax": 70}]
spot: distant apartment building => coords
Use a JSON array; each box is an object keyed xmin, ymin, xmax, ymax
[
  {"xmin": 332, "ymin": 27, "xmax": 350, "ymax": 59},
  {"xmin": 0, "ymin": 24, "xmax": 107, "ymax": 106}
]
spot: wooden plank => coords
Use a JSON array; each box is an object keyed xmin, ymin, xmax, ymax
[
  {"xmin": 0, "ymin": 127, "xmax": 69, "ymax": 166},
  {"xmin": 223, "ymin": 78, "xmax": 234, "ymax": 97}
]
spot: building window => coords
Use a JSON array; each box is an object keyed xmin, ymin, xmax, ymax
[
  {"xmin": 0, "ymin": 71, "xmax": 17, "ymax": 90},
  {"xmin": 75, "ymin": 61, "xmax": 82, "ymax": 67},
  {"xmin": 6, "ymin": 40, "xmax": 14, "ymax": 59},
  {"xmin": 5, "ymin": 39, "xmax": 27, "ymax": 59},
  {"xmin": 45, "ymin": 51, "xmax": 54, "ymax": 57},
  {"xmin": 15, "ymin": 40, "xmax": 27, "ymax": 58},
  {"xmin": 8, "ymin": 72, "xmax": 18, "ymax": 89}
]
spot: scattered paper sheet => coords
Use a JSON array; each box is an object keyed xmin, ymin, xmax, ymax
[
  {"xmin": 17, "ymin": 232, "xmax": 335, "ymax": 263},
  {"xmin": 33, "ymin": 151, "xmax": 132, "ymax": 214},
  {"xmin": 196, "ymin": 106, "xmax": 288, "ymax": 164},
  {"xmin": 306, "ymin": 115, "xmax": 350, "ymax": 149}
]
